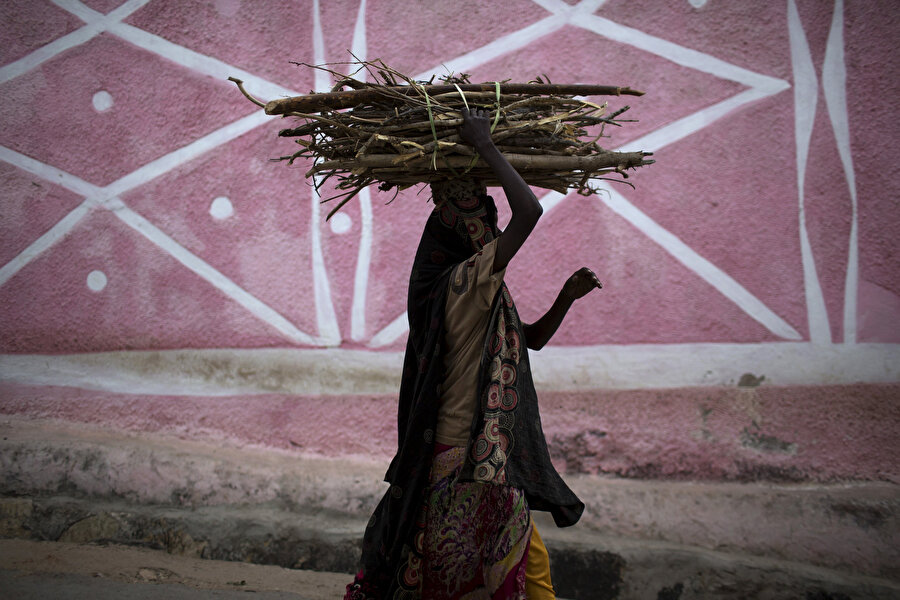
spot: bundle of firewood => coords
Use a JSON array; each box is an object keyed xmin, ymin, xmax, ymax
[{"xmin": 230, "ymin": 60, "xmax": 653, "ymax": 218}]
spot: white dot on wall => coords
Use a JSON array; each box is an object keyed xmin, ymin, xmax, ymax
[
  {"xmin": 689, "ymin": 0, "xmax": 708, "ymax": 7},
  {"xmin": 329, "ymin": 212, "xmax": 352, "ymax": 234},
  {"xmin": 210, "ymin": 196, "xmax": 234, "ymax": 220},
  {"xmin": 92, "ymin": 90, "xmax": 113, "ymax": 112},
  {"xmin": 87, "ymin": 270, "xmax": 108, "ymax": 292}
]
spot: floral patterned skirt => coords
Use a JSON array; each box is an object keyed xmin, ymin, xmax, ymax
[{"xmin": 420, "ymin": 444, "xmax": 533, "ymax": 599}]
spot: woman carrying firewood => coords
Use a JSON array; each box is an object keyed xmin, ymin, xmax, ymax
[{"xmin": 346, "ymin": 108, "xmax": 602, "ymax": 600}]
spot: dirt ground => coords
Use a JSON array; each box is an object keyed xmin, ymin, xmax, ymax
[{"xmin": 0, "ymin": 538, "xmax": 348, "ymax": 599}]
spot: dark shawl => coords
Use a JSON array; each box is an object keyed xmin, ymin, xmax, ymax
[{"xmin": 346, "ymin": 179, "xmax": 583, "ymax": 599}]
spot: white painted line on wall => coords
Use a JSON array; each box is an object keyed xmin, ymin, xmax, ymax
[
  {"xmin": 576, "ymin": 0, "xmax": 611, "ymax": 13},
  {"xmin": 507, "ymin": 8, "xmax": 799, "ymax": 342},
  {"xmin": 527, "ymin": 0, "xmax": 572, "ymax": 15},
  {"xmin": 52, "ymin": 0, "xmax": 149, "ymax": 23},
  {"xmin": 307, "ymin": 0, "xmax": 341, "ymax": 345},
  {"xmin": 368, "ymin": 312, "xmax": 409, "ymax": 348},
  {"xmin": 67, "ymin": 0, "xmax": 156, "ymax": 27},
  {"xmin": 0, "ymin": 348, "xmax": 405, "ymax": 397},
  {"xmin": 349, "ymin": 0, "xmax": 372, "ymax": 342},
  {"xmin": 0, "ymin": 22, "xmax": 106, "ymax": 85},
  {"xmin": 0, "ymin": 13, "xmax": 324, "ymax": 348},
  {"xmin": 352, "ymin": 183, "xmax": 374, "ymax": 341},
  {"xmin": 528, "ymin": 0, "xmax": 609, "ymax": 16},
  {"xmin": 0, "ymin": 199, "xmax": 94, "ymax": 286},
  {"xmin": 616, "ymin": 86, "xmax": 786, "ymax": 154},
  {"xmin": 352, "ymin": 0, "xmax": 368, "ymax": 61},
  {"xmin": 106, "ymin": 198, "xmax": 318, "ymax": 346},
  {"xmin": 0, "ymin": 146, "xmax": 100, "ymax": 198},
  {"xmin": 842, "ymin": 203, "xmax": 859, "ymax": 343},
  {"xmin": 312, "ymin": 0, "xmax": 328, "ymax": 93},
  {"xmin": 539, "ymin": 183, "xmax": 803, "ymax": 342},
  {"xmin": 109, "ymin": 0, "xmax": 153, "ymax": 17},
  {"xmin": 365, "ymin": 176, "xmax": 804, "ymax": 346},
  {"xmin": 102, "ymin": 111, "xmax": 270, "ymax": 200},
  {"xmin": 579, "ymin": 14, "xmax": 790, "ymax": 92},
  {"xmin": 0, "ymin": 146, "xmax": 321, "ymax": 346},
  {"xmin": 2, "ymin": 343, "xmax": 897, "ymax": 397},
  {"xmin": 310, "ymin": 179, "xmax": 340, "ymax": 345},
  {"xmin": 538, "ymin": 190, "xmax": 567, "ymax": 214},
  {"xmin": 822, "ymin": 0, "xmax": 858, "ymax": 344},
  {"xmin": 415, "ymin": 14, "xmax": 567, "ymax": 82},
  {"xmin": 110, "ymin": 24, "xmax": 299, "ymax": 100},
  {"xmin": 788, "ymin": 0, "xmax": 831, "ymax": 344},
  {"xmin": 0, "ymin": 0, "xmax": 864, "ymax": 361},
  {"xmin": 50, "ymin": 0, "xmax": 102, "ymax": 22},
  {"xmin": 601, "ymin": 188, "xmax": 803, "ymax": 340},
  {"xmin": 0, "ymin": 146, "xmax": 102, "ymax": 285},
  {"xmin": 0, "ymin": 0, "xmax": 149, "ymax": 84},
  {"xmin": 531, "ymin": 342, "xmax": 900, "ymax": 391},
  {"xmin": 0, "ymin": 154, "xmax": 319, "ymax": 346}
]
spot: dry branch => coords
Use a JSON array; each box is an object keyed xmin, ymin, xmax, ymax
[
  {"xmin": 307, "ymin": 151, "xmax": 649, "ymax": 177},
  {"xmin": 265, "ymin": 83, "xmax": 644, "ymax": 115}
]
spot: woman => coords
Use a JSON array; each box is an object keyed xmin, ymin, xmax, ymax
[{"xmin": 346, "ymin": 108, "xmax": 602, "ymax": 599}]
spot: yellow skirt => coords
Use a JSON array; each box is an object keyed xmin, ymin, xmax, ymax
[{"xmin": 526, "ymin": 522, "xmax": 556, "ymax": 599}]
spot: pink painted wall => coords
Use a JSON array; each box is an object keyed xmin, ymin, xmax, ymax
[
  {"xmin": 3, "ymin": 381, "xmax": 898, "ymax": 483},
  {"xmin": 1, "ymin": 1, "xmax": 898, "ymax": 483}
]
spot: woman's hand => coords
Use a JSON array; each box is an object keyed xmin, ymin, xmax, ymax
[
  {"xmin": 523, "ymin": 268, "xmax": 602, "ymax": 350},
  {"xmin": 458, "ymin": 107, "xmax": 495, "ymax": 151},
  {"xmin": 562, "ymin": 267, "xmax": 603, "ymax": 301}
]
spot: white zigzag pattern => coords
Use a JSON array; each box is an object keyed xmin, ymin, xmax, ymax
[{"xmin": 0, "ymin": 0, "xmax": 858, "ymax": 355}]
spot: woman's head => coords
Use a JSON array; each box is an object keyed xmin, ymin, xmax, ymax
[
  {"xmin": 409, "ymin": 178, "xmax": 499, "ymax": 299},
  {"xmin": 429, "ymin": 178, "xmax": 499, "ymax": 253}
]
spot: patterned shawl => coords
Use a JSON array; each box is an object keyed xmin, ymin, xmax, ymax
[{"xmin": 346, "ymin": 179, "xmax": 583, "ymax": 599}]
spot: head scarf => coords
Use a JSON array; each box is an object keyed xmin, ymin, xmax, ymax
[{"xmin": 346, "ymin": 178, "xmax": 583, "ymax": 600}]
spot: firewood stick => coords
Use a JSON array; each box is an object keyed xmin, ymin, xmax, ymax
[
  {"xmin": 266, "ymin": 84, "xmax": 644, "ymax": 115},
  {"xmin": 306, "ymin": 151, "xmax": 652, "ymax": 177}
]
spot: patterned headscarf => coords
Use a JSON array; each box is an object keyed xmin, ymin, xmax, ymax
[{"xmin": 430, "ymin": 178, "xmax": 498, "ymax": 249}]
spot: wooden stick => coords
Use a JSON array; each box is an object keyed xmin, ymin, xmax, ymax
[
  {"xmin": 306, "ymin": 150, "xmax": 652, "ymax": 177},
  {"xmin": 265, "ymin": 83, "xmax": 644, "ymax": 115}
]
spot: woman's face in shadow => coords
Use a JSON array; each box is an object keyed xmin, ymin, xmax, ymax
[{"xmin": 485, "ymin": 196, "xmax": 500, "ymax": 236}]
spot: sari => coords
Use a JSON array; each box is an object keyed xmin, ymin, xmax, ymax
[{"xmin": 346, "ymin": 179, "xmax": 583, "ymax": 599}]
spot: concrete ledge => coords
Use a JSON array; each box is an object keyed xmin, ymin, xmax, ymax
[{"xmin": 2, "ymin": 344, "xmax": 899, "ymax": 396}]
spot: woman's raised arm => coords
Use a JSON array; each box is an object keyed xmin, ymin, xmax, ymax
[{"xmin": 458, "ymin": 107, "xmax": 542, "ymax": 273}]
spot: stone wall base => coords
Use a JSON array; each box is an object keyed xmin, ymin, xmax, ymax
[{"xmin": 1, "ymin": 416, "xmax": 898, "ymax": 598}]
